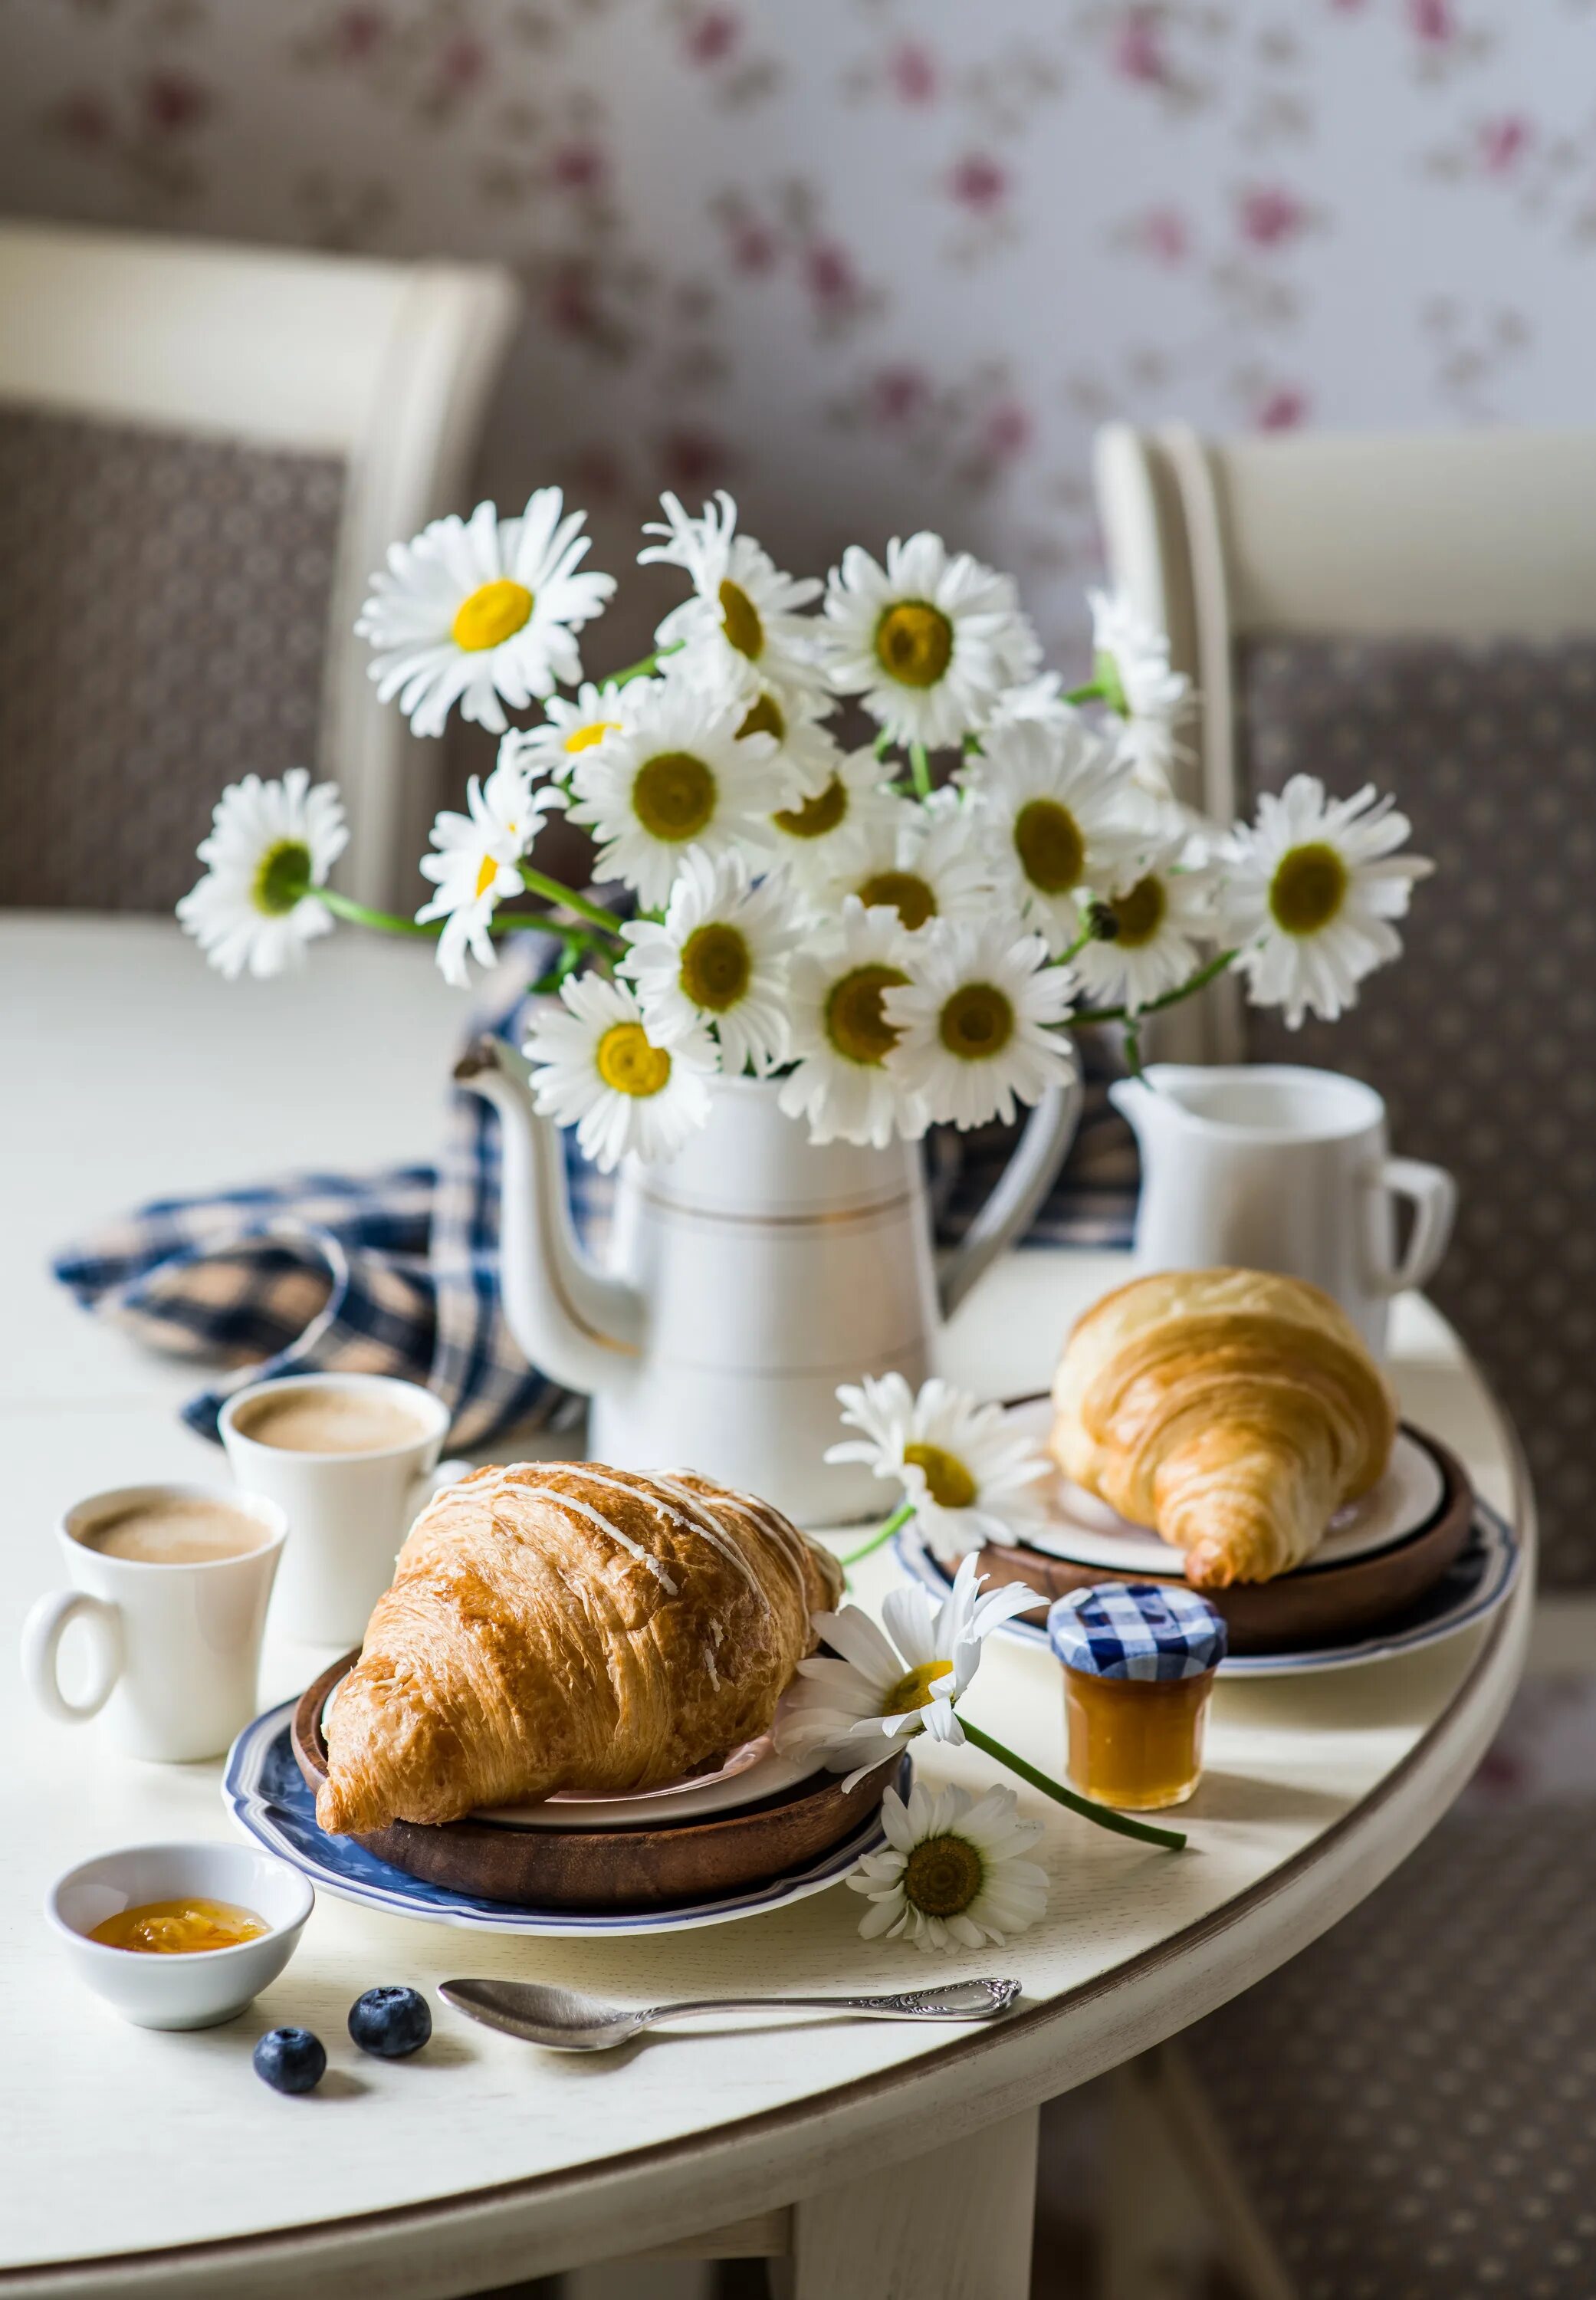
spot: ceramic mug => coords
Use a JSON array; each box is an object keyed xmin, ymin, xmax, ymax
[
  {"xmin": 21, "ymin": 1485, "xmax": 286, "ymax": 1763},
  {"xmin": 219, "ymin": 1372, "xmax": 461, "ymax": 1647},
  {"xmin": 1111, "ymin": 1063, "xmax": 1458, "ymax": 1356}
]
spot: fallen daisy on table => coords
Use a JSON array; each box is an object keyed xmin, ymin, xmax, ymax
[
  {"xmin": 849, "ymin": 1781, "xmax": 1049, "ymax": 1953},
  {"xmin": 826, "ymin": 1372, "xmax": 1053, "ymax": 1562}
]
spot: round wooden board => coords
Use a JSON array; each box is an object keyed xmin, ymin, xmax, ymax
[
  {"xmin": 976, "ymin": 1427, "xmax": 1474, "ymax": 1654},
  {"xmin": 291, "ymin": 1656, "xmax": 893, "ymax": 1912}
]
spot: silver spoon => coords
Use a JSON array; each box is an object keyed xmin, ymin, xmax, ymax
[{"xmin": 440, "ymin": 1974, "xmax": 1021, "ymax": 2052}]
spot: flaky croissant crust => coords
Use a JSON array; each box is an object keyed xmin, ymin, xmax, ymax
[
  {"xmin": 317, "ymin": 1460, "xmax": 843, "ymax": 1835},
  {"xmin": 1051, "ymin": 1268, "xmax": 1397, "ymax": 1587}
]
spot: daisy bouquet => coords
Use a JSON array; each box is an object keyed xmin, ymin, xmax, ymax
[{"xmin": 179, "ymin": 486, "xmax": 1432, "ymax": 1172}]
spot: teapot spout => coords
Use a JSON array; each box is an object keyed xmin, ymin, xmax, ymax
[{"xmin": 454, "ymin": 1035, "xmax": 645, "ymax": 1398}]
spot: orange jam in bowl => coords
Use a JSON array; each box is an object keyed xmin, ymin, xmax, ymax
[
  {"xmin": 89, "ymin": 1898, "xmax": 269, "ymax": 1954},
  {"xmin": 1048, "ymin": 1581, "xmax": 1227, "ymax": 1814}
]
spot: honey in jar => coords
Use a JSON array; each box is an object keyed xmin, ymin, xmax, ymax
[
  {"xmin": 88, "ymin": 1898, "xmax": 269, "ymax": 1954},
  {"xmin": 1048, "ymin": 1582, "xmax": 1227, "ymax": 1812}
]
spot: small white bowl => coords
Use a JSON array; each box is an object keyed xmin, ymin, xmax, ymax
[{"xmin": 48, "ymin": 1842, "xmax": 314, "ymax": 2030}]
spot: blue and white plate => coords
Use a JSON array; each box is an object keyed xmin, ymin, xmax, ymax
[
  {"xmin": 894, "ymin": 1499, "xmax": 1521, "ymax": 1677},
  {"xmin": 222, "ymin": 1710, "xmax": 899, "ymax": 1937}
]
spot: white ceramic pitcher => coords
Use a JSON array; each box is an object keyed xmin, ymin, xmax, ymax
[
  {"xmin": 460, "ymin": 1040, "xmax": 1082, "ymax": 1522},
  {"xmin": 1110, "ymin": 1063, "xmax": 1456, "ymax": 1356}
]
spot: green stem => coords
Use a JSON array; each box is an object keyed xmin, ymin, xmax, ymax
[
  {"xmin": 1055, "ymin": 922, "xmax": 1095, "ymax": 967},
  {"xmin": 606, "ymin": 639, "xmax": 683, "ymax": 689},
  {"xmin": 1074, "ymin": 948, "xmax": 1239, "ymax": 1029},
  {"xmin": 961, "ymin": 1719, "xmax": 1186, "ymax": 1851},
  {"xmin": 517, "ymin": 866, "xmax": 627, "ymax": 938},
  {"xmin": 1063, "ymin": 678, "xmax": 1107, "ymax": 706},
  {"xmin": 908, "ymin": 741, "xmax": 932, "ymax": 800},
  {"xmin": 839, "ymin": 1500, "xmax": 915, "ymax": 1572},
  {"xmin": 318, "ymin": 889, "xmax": 436, "ymax": 939}
]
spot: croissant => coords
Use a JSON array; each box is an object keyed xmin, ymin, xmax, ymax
[
  {"xmin": 317, "ymin": 1460, "xmax": 843, "ymax": 1836},
  {"xmin": 1051, "ymin": 1268, "xmax": 1397, "ymax": 1588}
]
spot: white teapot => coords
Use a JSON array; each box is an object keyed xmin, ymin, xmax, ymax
[{"xmin": 460, "ymin": 1039, "xmax": 1082, "ymax": 1522}]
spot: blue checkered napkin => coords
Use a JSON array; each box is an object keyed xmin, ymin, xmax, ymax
[{"xmin": 1048, "ymin": 1582, "xmax": 1228, "ymax": 1681}]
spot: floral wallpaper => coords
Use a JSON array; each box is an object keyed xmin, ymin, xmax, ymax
[{"xmin": 2, "ymin": 0, "xmax": 1596, "ymax": 670}]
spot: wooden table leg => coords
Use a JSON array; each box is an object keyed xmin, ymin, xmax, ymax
[{"xmin": 773, "ymin": 2104, "xmax": 1040, "ymax": 2300}]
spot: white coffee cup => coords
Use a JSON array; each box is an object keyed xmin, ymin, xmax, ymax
[
  {"xmin": 219, "ymin": 1372, "xmax": 461, "ymax": 1647},
  {"xmin": 21, "ymin": 1485, "xmax": 286, "ymax": 1763}
]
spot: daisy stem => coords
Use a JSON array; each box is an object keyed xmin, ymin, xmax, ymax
[
  {"xmin": 961, "ymin": 1720, "xmax": 1187, "ymax": 1851},
  {"xmin": 317, "ymin": 889, "xmax": 437, "ymax": 939},
  {"xmin": 517, "ymin": 866, "xmax": 627, "ymax": 940},
  {"xmin": 1072, "ymin": 947, "xmax": 1240, "ymax": 1028},
  {"xmin": 838, "ymin": 1500, "xmax": 916, "ymax": 1573},
  {"xmin": 908, "ymin": 741, "xmax": 932, "ymax": 800},
  {"xmin": 1063, "ymin": 678, "xmax": 1107, "ymax": 706},
  {"xmin": 606, "ymin": 639, "xmax": 684, "ymax": 689}
]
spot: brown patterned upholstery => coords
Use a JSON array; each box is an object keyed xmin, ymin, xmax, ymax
[
  {"xmin": 1239, "ymin": 636, "xmax": 1596, "ymax": 1588},
  {"xmin": 1184, "ymin": 1799, "xmax": 1596, "ymax": 2299},
  {"xmin": 0, "ymin": 405, "xmax": 345, "ymax": 914}
]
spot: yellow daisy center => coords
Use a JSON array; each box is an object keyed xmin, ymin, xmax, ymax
[
  {"xmin": 473, "ymin": 853, "xmax": 501, "ymax": 902},
  {"xmin": 595, "ymin": 1023, "xmax": 672, "ymax": 1099},
  {"xmin": 632, "ymin": 751, "xmax": 717, "ymax": 842},
  {"xmin": 875, "ymin": 600, "xmax": 954, "ymax": 689},
  {"xmin": 678, "ymin": 922, "xmax": 751, "ymax": 1012},
  {"xmin": 1013, "ymin": 799, "xmax": 1085, "ymax": 895},
  {"xmin": 563, "ymin": 718, "xmax": 619, "ymax": 755},
  {"xmin": 856, "ymin": 869, "xmax": 937, "ymax": 932},
  {"xmin": 902, "ymin": 1441, "xmax": 977, "ymax": 1509},
  {"xmin": 824, "ymin": 963, "xmax": 909, "ymax": 1066},
  {"xmin": 1106, "ymin": 873, "xmax": 1167, "ymax": 948},
  {"xmin": 903, "ymin": 1833, "xmax": 984, "ymax": 1917},
  {"xmin": 1269, "ymin": 842, "xmax": 1348, "ymax": 936},
  {"xmin": 452, "ymin": 579, "xmax": 534, "ymax": 653},
  {"xmin": 938, "ymin": 982, "xmax": 1014, "ymax": 1062},
  {"xmin": 719, "ymin": 578, "xmax": 764, "ymax": 661},
  {"xmin": 773, "ymin": 776, "xmax": 847, "ymax": 840},
  {"xmin": 251, "ymin": 838, "xmax": 310, "ymax": 918},
  {"xmin": 738, "ymin": 692, "xmax": 786, "ymax": 743},
  {"xmin": 881, "ymin": 1658, "xmax": 955, "ymax": 1717}
]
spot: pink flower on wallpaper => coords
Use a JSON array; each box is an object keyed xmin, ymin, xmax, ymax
[
  {"xmin": 143, "ymin": 71, "xmax": 212, "ymax": 134},
  {"xmin": 48, "ymin": 91, "xmax": 113, "ymax": 148},
  {"xmin": 1137, "ymin": 205, "xmax": 1190, "ymax": 265},
  {"xmin": 547, "ymin": 259, "xmax": 599, "ymax": 342},
  {"xmin": 805, "ymin": 239, "xmax": 861, "ymax": 316},
  {"xmin": 984, "ymin": 399, "xmax": 1032, "ymax": 460},
  {"xmin": 1255, "ymin": 386, "xmax": 1309, "ymax": 432},
  {"xmin": 950, "ymin": 154, "xmax": 1008, "ymax": 214},
  {"xmin": 725, "ymin": 212, "xmax": 777, "ymax": 273},
  {"xmin": 550, "ymin": 140, "xmax": 606, "ymax": 192},
  {"xmin": 1112, "ymin": 10, "xmax": 1168, "ymax": 87},
  {"xmin": 659, "ymin": 427, "xmax": 733, "ymax": 491},
  {"xmin": 1238, "ymin": 186, "xmax": 1309, "ymax": 249},
  {"xmin": 1409, "ymin": 0, "xmax": 1455, "ymax": 44},
  {"xmin": 889, "ymin": 41, "xmax": 938, "ymax": 105},
  {"xmin": 435, "ymin": 34, "xmax": 487, "ymax": 93},
  {"xmin": 869, "ymin": 365, "xmax": 931, "ymax": 426},
  {"xmin": 333, "ymin": 8, "xmax": 386, "ymax": 61},
  {"xmin": 1479, "ymin": 115, "xmax": 1530, "ymax": 174},
  {"xmin": 566, "ymin": 445, "xmax": 625, "ymax": 505},
  {"xmin": 684, "ymin": 11, "xmax": 740, "ymax": 67}
]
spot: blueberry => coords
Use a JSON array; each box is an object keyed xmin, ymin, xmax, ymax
[
  {"xmin": 253, "ymin": 2026, "xmax": 326, "ymax": 2095},
  {"xmin": 348, "ymin": 1985, "xmax": 432, "ymax": 2058}
]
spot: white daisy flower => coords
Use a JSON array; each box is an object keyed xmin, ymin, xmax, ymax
[
  {"xmin": 778, "ymin": 896, "xmax": 928, "ymax": 1148},
  {"xmin": 1089, "ymin": 586, "xmax": 1194, "ymax": 797},
  {"xmin": 639, "ymin": 489, "xmax": 823, "ymax": 710},
  {"xmin": 970, "ymin": 717, "xmax": 1148, "ymax": 956},
  {"xmin": 988, "ymin": 668, "xmax": 1080, "ymax": 738},
  {"xmin": 773, "ymin": 1552, "xmax": 1042, "ymax": 1784},
  {"xmin": 767, "ymin": 744, "xmax": 905, "ymax": 889},
  {"xmin": 826, "ymin": 1373, "xmax": 1053, "ymax": 1563},
  {"xmin": 1217, "ymin": 774, "xmax": 1433, "ymax": 1027},
  {"xmin": 821, "ymin": 790, "xmax": 992, "ymax": 936},
  {"xmin": 849, "ymin": 1781, "xmax": 1048, "ymax": 1953},
  {"xmin": 883, "ymin": 919, "xmax": 1076, "ymax": 1131},
  {"xmin": 522, "ymin": 973, "xmax": 716, "ymax": 1174},
  {"xmin": 357, "ymin": 491, "xmax": 615, "ymax": 738},
  {"xmin": 176, "ymin": 770, "xmax": 347, "ymax": 981},
  {"xmin": 619, "ymin": 847, "xmax": 803, "ymax": 1077},
  {"xmin": 564, "ymin": 676, "xmax": 784, "ymax": 909},
  {"xmin": 415, "ymin": 751, "xmax": 559, "ymax": 991},
  {"xmin": 505, "ymin": 678, "xmax": 637, "ymax": 786},
  {"xmin": 1070, "ymin": 826, "xmax": 1218, "ymax": 1016},
  {"xmin": 819, "ymin": 531, "xmax": 1041, "ymax": 750}
]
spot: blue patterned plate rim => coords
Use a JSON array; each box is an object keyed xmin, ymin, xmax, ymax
[
  {"xmin": 893, "ymin": 1498, "xmax": 1519, "ymax": 1677},
  {"xmin": 222, "ymin": 1712, "xmax": 902, "ymax": 1936}
]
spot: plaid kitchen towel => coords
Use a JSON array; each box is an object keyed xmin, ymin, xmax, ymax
[{"xmin": 52, "ymin": 946, "xmax": 1135, "ymax": 1452}]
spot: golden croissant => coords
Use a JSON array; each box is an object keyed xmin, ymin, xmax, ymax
[
  {"xmin": 317, "ymin": 1460, "xmax": 843, "ymax": 1836},
  {"xmin": 1050, "ymin": 1268, "xmax": 1397, "ymax": 1588}
]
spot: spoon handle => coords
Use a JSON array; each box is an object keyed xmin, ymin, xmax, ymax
[{"xmin": 645, "ymin": 1977, "xmax": 1020, "ymax": 2026}]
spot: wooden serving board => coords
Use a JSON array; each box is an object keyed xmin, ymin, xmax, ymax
[
  {"xmin": 974, "ymin": 1428, "xmax": 1475, "ymax": 1654},
  {"xmin": 291, "ymin": 1656, "xmax": 895, "ymax": 1912}
]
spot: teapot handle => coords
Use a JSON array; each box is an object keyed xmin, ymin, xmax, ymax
[{"xmin": 937, "ymin": 1043, "xmax": 1085, "ymax": 1322}]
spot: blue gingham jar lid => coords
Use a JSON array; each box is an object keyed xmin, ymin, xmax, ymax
[{"xmin": 1048, "ymin": 1581, "xmax": 1227, "ymax": 1681}]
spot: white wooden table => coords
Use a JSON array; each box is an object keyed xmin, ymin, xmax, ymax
[{"xmin": 0, "ymin": 917, "xmax": 1534, "ymax": 2300}]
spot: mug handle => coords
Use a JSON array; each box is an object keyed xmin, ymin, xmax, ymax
[
  {"xmin": 938, "ymin": 1046, "xmax": 1085, "ymax": 1322},
  {"xmin": 1374, "ymin": 1158, "xmax": 1458, "ymax": 1296},
  {"xmin": 21, "ymin": 1589, "xmax": 123, "ymax": 1723}
]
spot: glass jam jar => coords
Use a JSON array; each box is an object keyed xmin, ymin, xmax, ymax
[{"xmin": 1047, "ymin": 1582, "xmax": 1227, "ymax": 1812}]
